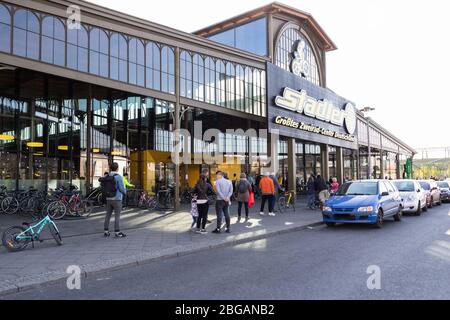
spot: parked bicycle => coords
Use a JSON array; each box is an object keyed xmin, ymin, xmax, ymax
[
  {"xmin": 138, "ymin": 191, "xmax": 158, "ymax": 210},
  {"xmin": 2, "ymin": 215, "xmax": 63, "ymax": 252},
  {"xmin": 278, "ymin": 190, "xmax": 297, "ymax": 213},
  {"xmin": 46, "ymin": 186, "xmax": 93, "ymax": 220}
]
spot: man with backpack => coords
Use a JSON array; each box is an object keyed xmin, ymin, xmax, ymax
[{"xmin": 99, "ymin": 163, "xmax": 127, "ymax": 238}]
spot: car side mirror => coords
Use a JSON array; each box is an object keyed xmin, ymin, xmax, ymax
[{"xmin": 381, "ymin": 192, "xmax": 389, "ymax": 197}]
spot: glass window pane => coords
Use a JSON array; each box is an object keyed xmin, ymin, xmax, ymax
[
  {"xmin": 0, "ymin": 23, "xmax": 10, "ymax": 52},
  {"xmin": 41, "ymin": 36, "xmax": 53, "ymax": 63},
  {"xmin": 13, "ymin": 10, "xmax": 26, "ymax": 29},
  {"xmin": 42, "ymin": 17, "xmax": 53, "ymax": 37},
  {"xmin": 235, "ymin": 17, "xmax": 267, "ymax": 56},
  {"xmin": 54, "ymin": 39, "xmax": 65, "ymax": 66},
  {"xmin": 209, "ymin": 28, "xmax": 235, "ymax": 47},
  {"xmin": 0, "ymin": 4, "xmax": 9, "ymax": 25},
  {"xmin": 27, "ymin": 31, "xmax": 39, "ymax": 60}
]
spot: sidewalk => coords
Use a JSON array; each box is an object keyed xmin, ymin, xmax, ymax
[{"xmin": 0, "ymin": 200, "xmax": 323, "ymax": 296}]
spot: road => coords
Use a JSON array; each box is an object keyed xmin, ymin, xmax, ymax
[{"xmin": 3, "ymin": 204, "xmax": 450, "ymax": 300}]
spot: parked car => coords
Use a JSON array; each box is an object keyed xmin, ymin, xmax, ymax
[
  {"xmin": 393, "ymin": 180, "xmax": 427, "ymax": 215},
  {"xmin": 322, "ymin": 180, "xmax": 403, "ymax": 229},
  {"xmin": 418, "ymin": 181, "xmax": 434, "ymax": 208},
  {"xmin": 437, "ymin": 181, "xmax": 450, "ymax": 203},
  {"xmin": 427, "ymin": 180, "xmax": 442, "ymax": 207}
]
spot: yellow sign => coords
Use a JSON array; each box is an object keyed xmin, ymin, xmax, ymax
[
  {"xmin": 0, "ymin": 134, "xmax": 15, "ymax": 141},
  {"xmin": 58, "ymin": 145, "xmax": 69, "ymax": 151},
  {"xmin": 27, "ymin": 142, "xmax": 44, "ymax": 148}
]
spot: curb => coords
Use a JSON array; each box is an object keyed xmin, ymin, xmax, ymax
[{"xmin": 0, "ymin": 220, "xmax": 324, "ymax": 297}]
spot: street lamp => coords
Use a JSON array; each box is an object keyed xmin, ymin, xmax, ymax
[{"xmin": 359, "ymin": 107, "xmax": 376, "ymax": 179}]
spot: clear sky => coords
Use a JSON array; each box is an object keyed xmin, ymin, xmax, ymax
[{"xmin": 87, "ymin": 0, "xmax": 450, "ymax": 150}]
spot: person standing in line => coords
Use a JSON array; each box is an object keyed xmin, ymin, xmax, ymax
[
  {"xmin": 306, "ymin": 175, "xmax": 316, "ymax": 210},
  {"xmin": 330, "ymin": 177, "xmax": 340, "ymax": 194},
  {"xmin": 235, "ymin": 173, "xmax": 253, "ymax": 223},
  {"xmin": 122, "ymin": 173, "xmax": 135, "ymax": 208},
  {"xmin": 213, "ymin": 171, "xmax": 233, "ymax": 234},
  {"xmin": 193, "ymin": 175, "xmax": 215, "ymax": 235},
  {"xmin": 100, "ymin": 162, "xmax": 127, "ymax": 238},
  {"xmin": 259, "ymin": 172, "xmax": 276, "ymax": 217},
  {"xmin": 315, "ymin": 174, "xmax": 329, "ymax": 209}
]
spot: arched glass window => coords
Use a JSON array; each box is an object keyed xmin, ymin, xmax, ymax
[
  {"xmin": 275, "ymin": 27, "xmax": 320, "ymax": 86},
  {"xmin": 235, "ymin": 65, "xmax": 245, "ymax": 112},
  {"xmin": 13, "ymin": 9, "xmax": 40, "ymax": 60},
  {"xmin": 192, "ymin": 54, "xmax": 204, "ymax": 102},
  {"xmin": 41, "ymin": 16, "xmax": 65, "ymax": 66},
  {"xmin": 89, "ymin": 28, "xmax": 109, "ymax": 77},
  {"xmin": 204, "ymin": 57, "xmax": 215, "ymax": 105},
  {"xmin": 128, "ymin": 37, "xmax": 144, "ymax": 86},
  {"xmin": 0, "ymin": 4, "xmax": 11, "ymax": 53},
  {"xmin": 253, "ymin": 70, "xmax": 262, "ymax": 116},
  {"xmin": 260, "ymin": 70, "xmax": 266, "ymax": 117},
  {"xmin": 161, "ymin": 46, "xmax": 175, "ymax": 94},
  {"xmin": 225, "ymin": 63, "xmax": 235, "ymax": 109},
  {"xmin": 67, "ymin": 25, "xmax": 88, "ymax": 72},
  {"xmin": 110, "ymin": 33, "xmax": 128, "ymax": 82},
  {"xmin": 215, "ymin": 60, "xmax": 226, "ymax": 107},
  {"xmin": 180, "ymin": 51, "xmax": 192, "ymax": 99},
  {"xmin": 146, "ymin": 42, "xmax": 160, "ymax": 91},
  {"xmin": 244, "ymin": 67, "xmax": 253, "ymax": 114}
]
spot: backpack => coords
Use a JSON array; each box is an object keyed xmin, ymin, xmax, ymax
[
  {"xmin": 99, "ymin": 174, "xmax": 118, "ymax": 198},
  {"xmin": 238, "ymin": 180, "xmax": 248, "ymax": 194}
]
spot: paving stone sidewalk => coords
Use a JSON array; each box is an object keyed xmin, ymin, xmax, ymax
[{"xmin": 0, "ymin": 201, "xmax": 323, "ymax": 296}]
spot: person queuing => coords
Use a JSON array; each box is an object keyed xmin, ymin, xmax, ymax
[
  {"xmin": 235, "ymin": 173, "xmax": 253, "ymax": 223},
  {"xmin": 306, "ymin": 175, "xmax": 316, "ymax": 210},
  {"xmin": 314, "ymin": 174, "xmax": 329, "ymax": 209},
  {"xmin": 330, "ymin": 177, "xmax": 340, "ymax": 194},
  {"xmin": 213, "ymin": 171, "xmax": 233, "ymax": 234},
  {"xmin": 193, "ymin": 175, "xmax": 215, "ymax": 235},
  {"xmin": 259, "ymin": 172, "xmax": 276, "ymax": 217}
]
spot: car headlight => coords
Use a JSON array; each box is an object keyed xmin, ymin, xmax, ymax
[
  {"xmin": 322, "ymin": 206, "xmax": 332, "ymax": 213},
  {"xmin": 358, "ymin": 206, "xmax": 374, "ymax": 213}
]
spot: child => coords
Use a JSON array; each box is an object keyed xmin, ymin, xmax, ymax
[{"xmin": 190, "ymin": 195, "xmax": 199, "ymax": 230}]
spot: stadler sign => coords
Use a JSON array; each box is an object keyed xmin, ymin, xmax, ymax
[{"xmin": 275, "ymin": 87, "xmax": 357, "ymax": 136}]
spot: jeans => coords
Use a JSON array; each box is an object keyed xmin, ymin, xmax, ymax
[
  {"xmin": 238, "ymin": 202, "xmax": 249, "ymax": 218},
  {"xmin": 216, "ymin": 200, "xmax": 231, "ymax": 230},
  {"xmin": 104, "ymin": 200, "xmax": 122, "ymax": 232},
  {"xmin": 196, "ymin": 203, "xmax": 209, "ymax": 230},
  {"xmin": 260, "ymin": 195, "xmax": 275, "ymax": 213},
  {"xmin": 307, "ymin": 192, "xmax": 316, "ymax": 208},
  {"xmin": 191, "ymin": 216, "xmax": 198, "ymax": 228}
]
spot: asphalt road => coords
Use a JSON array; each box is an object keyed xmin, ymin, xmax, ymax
[{"xmin": 3, "ymin": 204, "xmax": 450, "ymax": 300}]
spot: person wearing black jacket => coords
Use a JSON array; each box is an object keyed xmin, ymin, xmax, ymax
[
  {"xmin": 193, "ymin": 175, "xmax": 215, "ymax": 234},
  {"xmin": 314, "ymin": 175, "xmax": 329, "ymax": 207}
]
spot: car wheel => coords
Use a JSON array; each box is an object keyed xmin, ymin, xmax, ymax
[
  {"xmin": 394, "ymin": 206, "xmax": 402, "ymax": 222},
  {"xmin": 374, "ymin": 210, "xmax": 384, "ymax": 229},
  {"xmin": 326, "ymin": 222, "xmax": 336, "ymax": 228},
  {"xmin": 415, "ymin": 202, "xmax": 422, "ymax": 216}
]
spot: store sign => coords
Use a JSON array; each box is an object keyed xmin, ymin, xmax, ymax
[
  {"xmin": 275, "ymin": 88, "xmax": 357, "ymax": 135},
  {"xmin": 273, "ymin": 116, "xmax": 356, "ymax": 143},
  {"xmin": 291, "ymin": 40, "xmax": 310, "ymax": 78}
]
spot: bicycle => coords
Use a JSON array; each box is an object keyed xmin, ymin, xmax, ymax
[
  {"xmin": 138, "ymin": 191, "xmax": 158, "ymax": 210},
  {"xmin": 2, "ymin": 215, "xmax": 63, "ymax": 252},
  {"xmin": 278, "ymin": 190, "xmax": 296, "ymax": 213}
]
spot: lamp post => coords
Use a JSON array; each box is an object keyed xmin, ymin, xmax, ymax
[{"xmin": 360, "ymin": 107, "xmax": 376, "ymax": 179}]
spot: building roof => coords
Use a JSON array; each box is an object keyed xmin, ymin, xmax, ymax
[{"xmin": 193, "ymin": 2, "xmax": 338, "ymax": 52}]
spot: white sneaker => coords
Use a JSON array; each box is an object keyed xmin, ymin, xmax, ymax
[
  {"xmin": 259, "ymin": 212, "xmax": 265, "ymax": 216},
  {"xmin": 269, "ymin": 212, "xmax": 276, "ymax": 217}
]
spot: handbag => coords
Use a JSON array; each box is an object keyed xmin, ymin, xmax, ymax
[{"xmin": 248, "ymin": 191, "xmax": 255, "ymax": 209}]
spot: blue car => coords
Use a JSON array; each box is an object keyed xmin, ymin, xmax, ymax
[{"xmin": 322, "ymin": 180, "xmax": 403, "ymax": 228}]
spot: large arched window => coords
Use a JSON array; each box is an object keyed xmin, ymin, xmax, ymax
[
  {"xmin": 110, "ymin": 33, "xmax": 128, "ymax": 82},
  {"xmin": 128, "ymin": 37, "xmax": 145, "ymax": 86},
  {"xmin": 41, "ymin": 16, "xmax": 65, "ymax": 66},
  {"xmin": 204, "ymin": 57, "xmax": 215, "ymax": 105},
  {"xmin": 161, "ymin": 46, "xmax": 175, "ymax": 94},
  {"xmin": 146, "ymin": 42, "xmax": 160, "ymax": 91},
  {"xmin": 67, "ymin": 25, "xmax": 88, "ymax": 72},
  {"xmin": 180, "ymin": 51, "xmax": 192, "ymax": 99},
  {"xmin": 89, "ymin": 28, "xmax": 109, "ymax": 77},
  {"xmin": 13, "ymin": 9, "xmax": 40, "ymax": 60},
  {"xmin": 275, "ymin": 27, "xmax": 320, "ymax": 86},
  {"xmin": 0, "ymin": 4, "xmax": 11, "ymax": 53},
  {"xmin": 192, "ymin": 54, "xmax": 204, "ymax": 102}
]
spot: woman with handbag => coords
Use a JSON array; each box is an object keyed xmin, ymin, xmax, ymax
[
  {"xmin": 235, "ymin": 173, "xmax": 253, "ymax": 223},
  {"xmin": 193, "ymin": 175, "xmax": 215, "ymax": 235}
]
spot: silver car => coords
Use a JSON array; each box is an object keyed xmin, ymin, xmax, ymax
[{"xmin": 393, "ymin": 180, "xmax": 428, "ymax": 215}]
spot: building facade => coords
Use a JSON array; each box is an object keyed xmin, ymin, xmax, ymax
[{"xmin": 0, "ymin": 1, "xmax": 415, "ymax": 198}]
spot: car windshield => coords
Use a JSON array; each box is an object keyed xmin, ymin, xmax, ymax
[
  {"xmin": 393, "ymin": 181, "xmax": 415, "ymax": 192},
  {"xmin": 337, "ymin": 182, "xmax": 378, "ymax": 196},
  {"xmin": 438, "ymin": 182, "xmax": 449, "ymax": 188},
  {"xmin": 419, "ymin": 182, "xmax": 430, "ymax": 190}
]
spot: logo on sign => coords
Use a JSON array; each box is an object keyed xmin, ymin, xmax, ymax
[
  {"xmin": 274, "ymin": 88, "xmax": 357, "ymax": 135},
  {"xmin": 291, "ymin": 40, "xmax": 310, "ymax": 79}
]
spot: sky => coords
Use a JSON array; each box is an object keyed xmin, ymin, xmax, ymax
[{"xmin": 87, "ymin": 0, "xmax": 450, "ymax": 150}]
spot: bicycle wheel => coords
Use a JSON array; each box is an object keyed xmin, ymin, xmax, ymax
[
  {"xmin": 2, "ymin": 226, "xmax": 30, "ymax": 252},
  {"xmin": 77, "ymin": 200, "xmax": 93, "ymax": 218},
  {"xmin": 278, "ymin": 197, "xmax": 287, "ymax": 213},
  {"xmin": 148, "ymin": 198, "xmax": 158, "ymax": 210},
  {"xmin": 1, "ymin": 197, "xmax": 19, "ymax": 215},
  {"xmin": 48, "ymin": 221, "xmax": 63, "ymax": 246},
  {"xmin": 47, "ymin": 201, "xmax": 67, "ymax": 220}
]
